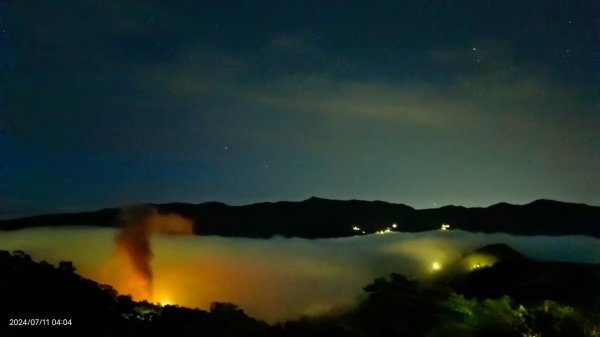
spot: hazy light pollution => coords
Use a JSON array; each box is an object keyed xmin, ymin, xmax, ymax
[
  {"xmin": 1, "ymin": 226, "xmax": 598, "ymax": 322},
  {"xmin": 3, "ymin": 1, "xmax": 600, "ymax": 218}
]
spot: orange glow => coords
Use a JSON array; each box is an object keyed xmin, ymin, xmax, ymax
[
  {"xmin": 156, "ymin": 295, "xmax": 172, "ymax": 306},
  {"xmin": 99, "ymin": 208, "xmax": 194, "ymax": 302},
  {"xmin": 100, "ymin": 245, "xmax": 152, "ymax": 301},
  {"xmin": 8, "ymin": 226, "xmax": 594, "ymax": 323}
]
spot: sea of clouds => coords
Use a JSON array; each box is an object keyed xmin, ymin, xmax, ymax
[{"xmin": 0, "ymin": 227, "xmax": 598, "ymax": 322}]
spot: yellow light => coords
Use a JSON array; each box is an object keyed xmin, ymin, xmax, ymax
[
  {"xmin": 392, "ymin": 224, "xmax": 397, "ymax": 228},
  {"xmin": 376, "ymin": 227, "xmax": 393, "ymax": 234},
  {"xmin": 155, "ymin": 293, "xmax": 173, "ymax": 306},
  {"xmin": 440, "ymin": 224, "xmax": 450, "ymax": 231},
  {"xmin": 158, "ymin": 298, "xmax": 172, "ymax": 306},
  {"xmin": 431, "ymin": 262, "xmax": 441, "ymax": 271},
  {"xmin": 352, "ymin": 226, "xmax": 361, "ymax": 231}
]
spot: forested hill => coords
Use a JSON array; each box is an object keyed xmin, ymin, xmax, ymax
[
  {"xmin": 2, "ymin": 246, "xmax": 599, "ymax": 337},
  {"xmin": 1, "ymin": 198, "xmax": 599, "ymax": 238}
]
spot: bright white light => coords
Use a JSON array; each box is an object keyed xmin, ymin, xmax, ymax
[
  {"xmin": 392, "ymin": 224, "xmax": 397, "ymax": 228},
  {"xmin": 440, "ymin": 224, "xmax": 451, "ymax": 231},
  {"xmin": 352, "ymin": 226, "xmax": 361, "ymax": 231}
]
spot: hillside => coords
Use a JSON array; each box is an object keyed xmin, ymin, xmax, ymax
[
  {"xmin": 0, "ymin": 250, "xmax": 268, "ymax": 337},
  {"xmin": 1, "ymin": 198, "xmax": 599, "ymax": 238},
  {"xmin": 2, "ymin": 246, "xmax": 598, "ymax": 337}
]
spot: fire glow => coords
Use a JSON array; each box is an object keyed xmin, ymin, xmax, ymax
[
  {"xmin": 1, "ymin": 225, "xmax": 599, "ymax": 322},
  {"xmin": 101, "ymin": 206, "xmax": 194, "ymax": 302}
]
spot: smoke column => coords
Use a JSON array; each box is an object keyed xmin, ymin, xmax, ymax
[
  {"xmin": 111, "ymin": 206, "xmax": 193, "ymax": 300},
  {"xmin": 0, "ymin": 227, "xmax": 598, "ymax": 322}
]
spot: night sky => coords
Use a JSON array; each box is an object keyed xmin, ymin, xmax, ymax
[{"xmin": 3, "ymin": 1, "xmax": 600, "ymax": 218}]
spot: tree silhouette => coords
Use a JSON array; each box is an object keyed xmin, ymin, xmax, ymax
[{"xmin": 1, "ymin": 248, "xmax": 597, "ymax": 337}]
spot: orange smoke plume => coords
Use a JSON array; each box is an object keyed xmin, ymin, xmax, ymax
[{"xmin": 106, "ymin": 206, "xmax": 193, "ymax": 301}]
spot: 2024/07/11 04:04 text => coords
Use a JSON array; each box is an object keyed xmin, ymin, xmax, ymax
[{"xmin": 9, "ymin": 318, "xmax": 72, "ymax": 326}]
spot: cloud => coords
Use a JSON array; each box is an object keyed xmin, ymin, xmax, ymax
[
  {"xmin": 6, "ymin": 10, "xmax": 599, "ymax": 217},
  {"xmin": 246, "ymin": 77, "xmax": 454, "ymax": 129},
  {"xmin": 246, "ymin": 71, "xmax": 590, "ymax": 135},
  {"xmin": 0, "ymin": 227, "xmax": 598, "ymax": 322},
  {"xmin": 120, "ymin": 40, "xmax": 600, "ymax": 174},
  {"xmin": 268, "ymin": 35, "xmax": 318, "ymax": 55}
]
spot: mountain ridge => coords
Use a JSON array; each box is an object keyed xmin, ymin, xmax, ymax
[{"xmin": 1, "ymin": 198, "xmax": 599, "ymax": 238}]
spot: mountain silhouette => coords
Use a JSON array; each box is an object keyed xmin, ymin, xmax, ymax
[{"xmin": 1, "ymin": 198, "xmax": 599, "ymax": 238}]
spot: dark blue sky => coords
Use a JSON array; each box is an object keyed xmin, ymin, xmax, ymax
[{"xmin": 3, "ymin": 0, "xmax": 600, "ymax": 218}]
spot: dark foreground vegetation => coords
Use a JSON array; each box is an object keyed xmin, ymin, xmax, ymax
[{"xmin": 1, "ymin": 246, "xmax": 599, "ymax": 337}]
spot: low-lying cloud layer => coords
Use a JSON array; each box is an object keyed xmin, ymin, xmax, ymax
[{"xmin": 0, "ymin": 227, "xmax": 598, "ymax": 322}]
